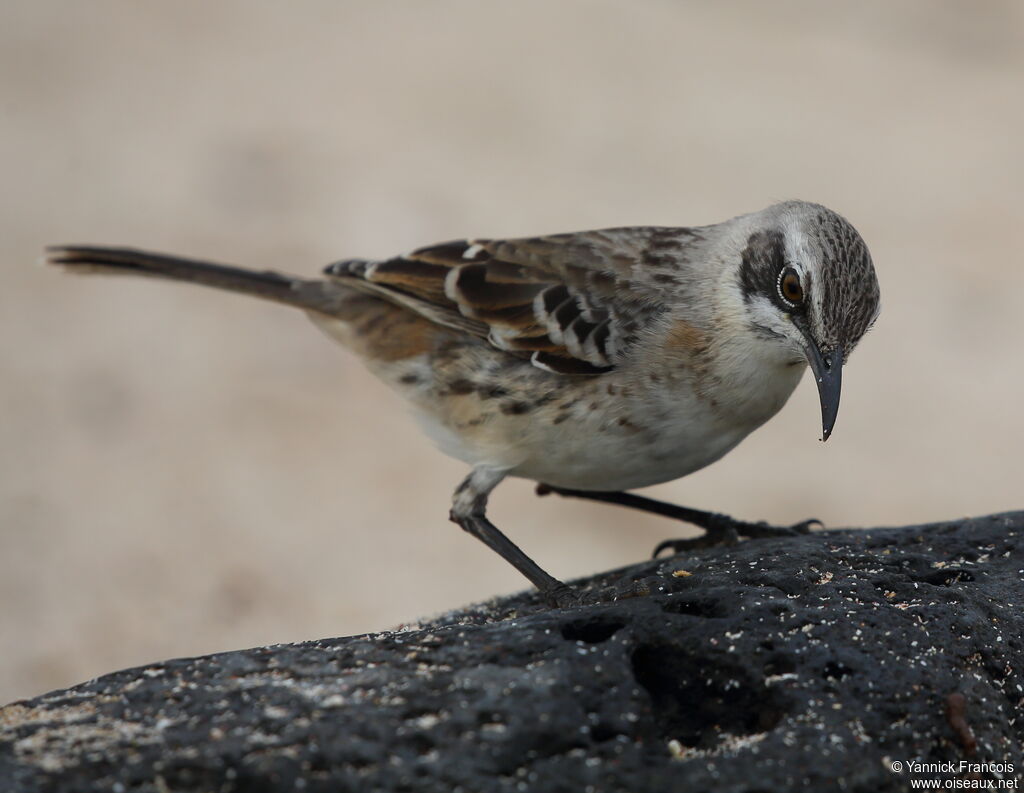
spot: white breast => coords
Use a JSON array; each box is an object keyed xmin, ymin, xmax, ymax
[{"xmin": 445, "ymin": 364, "xmax": 802, "ymax": 491}]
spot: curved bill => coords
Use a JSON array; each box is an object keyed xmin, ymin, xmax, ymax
[{"xmin": 805, "ymin": 344, "xmax": 843, "ymax": 441}]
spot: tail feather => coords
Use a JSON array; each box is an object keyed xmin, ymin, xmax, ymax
[{"xmin": 46, "ymin": 245, "xmax": 343, "ymax": 315}]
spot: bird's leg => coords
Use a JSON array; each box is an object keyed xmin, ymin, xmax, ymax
[
  {"xmin": 535, "ymin": 484, "xmax": 821, "ymax": 557},
  {"xmin": 451, "ymin": 467, "xmax": 575, "ymax": 607}
]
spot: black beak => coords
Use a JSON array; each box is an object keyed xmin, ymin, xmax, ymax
[
  {"xmin": 804, "ymin": 342, "xmax": 843, "ymax": 442},
  {"xmin": 793, "ymin": 316, "xmax": 843, "ymax": 441}
]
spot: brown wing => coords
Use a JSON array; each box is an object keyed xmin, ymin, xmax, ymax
[{"xmin": 324, "ymin": 227, "xmax": 700, "ymax": 375}]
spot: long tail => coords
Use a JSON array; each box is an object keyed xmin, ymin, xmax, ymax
[{"xmin": 45, "ymin": 245, "xmax": 347, "ymax": 316}]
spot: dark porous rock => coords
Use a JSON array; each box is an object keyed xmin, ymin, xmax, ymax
[{"xmin": 3, "ymin": 513, "xmax": 1023, "ymax": 792}]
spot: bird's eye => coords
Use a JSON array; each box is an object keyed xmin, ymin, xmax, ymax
[{"xmin": 778, "ymin": 267, "xmax": 804, "ymax": 307}]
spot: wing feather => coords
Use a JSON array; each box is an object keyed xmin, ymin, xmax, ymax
[{"xmin": 324, "ymin": 226, "xmax": 702, "ymax": 374}]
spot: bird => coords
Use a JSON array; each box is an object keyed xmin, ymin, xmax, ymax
[{"xmin": 46, "ymin": 200, "xmax": 881, "ymax": 607}]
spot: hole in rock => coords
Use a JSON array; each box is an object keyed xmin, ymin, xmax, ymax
[
  {"xmin": 763, "ymin": 655, "xmax": 796, "ymax": 677},
  {"xmin": 919, "ymin": 568, "xmax": 975, "ymax": 586},
  {"xmin": 822, "ymin": 660, "xmax": 853, "ymax": 681},
  {"xmin": 631, "ymin": 642, "xmax": 790, "ymax": 748},
  {"xmin": 659, "ymin": 596, "xmax": 728, "ymax": 619},
  {"xmin": 560, "ymin": 618, "xmax": 625, "ymax": 644}
]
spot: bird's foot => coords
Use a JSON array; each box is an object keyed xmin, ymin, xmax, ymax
[
  {"xmin": 533, "ymin": 482, "xmax": 820, "ymax": 561},
  {"xmin": 652, "ymin": 515, "xmax": 821, "ymax": 558},
  {"xmin": 543, "ymin": 577, "xmax": 652, "ymax": 609}
]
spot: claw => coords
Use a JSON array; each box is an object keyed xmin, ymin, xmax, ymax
[
  {"xmin": 545, "ymin": 583, "xmax": 583, "ymax": 608},
  {"xmin": 653, "ymin": 516, "xmax": 821, "ymax": 558},
  {"xmin": 543, "ymin": 578, "xmax": 652, "ymax": 608},
  {"xmin": 652, "ymin": 526, "xmax": 741, "ymax": 557}
]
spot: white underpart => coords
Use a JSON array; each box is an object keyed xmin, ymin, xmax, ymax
[
  {"xmin": 412, "ymin": 405, "xmax": 531, "ymax": 472},
  {"xmin": 408, "ymin": 335, "xmax": 806, "ymax": 493},
  {"xmin": 514, "ymin": 361, "xmax": 803, "ymax": 490}
]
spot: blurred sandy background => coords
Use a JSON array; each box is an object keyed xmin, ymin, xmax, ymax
[{"xmin": 2, "ymin": 1, "xmax": 1022, "ymax": 704}]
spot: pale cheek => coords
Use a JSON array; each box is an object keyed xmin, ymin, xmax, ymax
[{"xmin": 760, "ymin": 336, "xmax": 807, "ymax": 371}]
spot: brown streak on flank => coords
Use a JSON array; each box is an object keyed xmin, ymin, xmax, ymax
[
  {"xmin": 665, "ymin": 318, "xmax": 708, "ymax": 353},
  {"xmin": 616, "ymin": 416, "xmax": 642, "ymax": 433},
  {"xmin": 355, "ymin": 305, "xmax": 440, "ymax": 362}
]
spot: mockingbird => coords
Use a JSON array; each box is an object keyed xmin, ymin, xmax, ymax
[{"xmin": 48, "ymin": 200, "xmax": 881, "ymax": 606}]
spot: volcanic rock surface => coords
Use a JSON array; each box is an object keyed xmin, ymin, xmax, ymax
[{"xmin": 2, "ymin": 513, "xmax": 1023, "ymax": 792}]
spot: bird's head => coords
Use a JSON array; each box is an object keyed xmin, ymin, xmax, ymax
[{"xmin": 735, "ymin": 202, "xmax": 881, "ymax": 441}]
